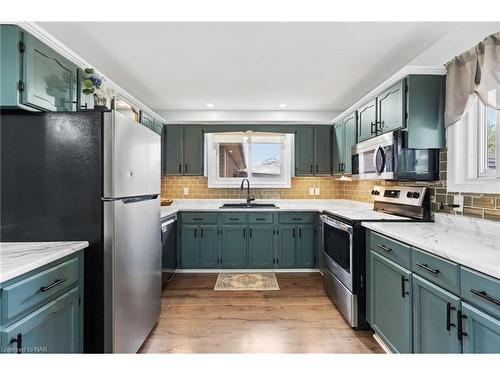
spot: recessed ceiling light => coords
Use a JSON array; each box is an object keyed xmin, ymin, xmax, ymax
[
  {"xmin": 279, "ymin": 104, "xmax": 287, "ymax": 109},
  {"xmin": 206, "ymin": 103, "xmax": 214, "ymax": 108}
]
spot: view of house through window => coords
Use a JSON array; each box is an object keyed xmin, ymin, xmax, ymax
[{"xmin": 207, "ymin": 132, "xmax": 292, "ymax": 188}]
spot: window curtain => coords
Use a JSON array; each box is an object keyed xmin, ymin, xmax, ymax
[{"xmin": 445, "ymin": 31, "xmax": 500, "ymax": 127}]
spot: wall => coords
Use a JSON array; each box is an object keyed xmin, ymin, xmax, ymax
[{"xmin": 161, "ymin": 176, "xmax": 343, "ymax": 200}]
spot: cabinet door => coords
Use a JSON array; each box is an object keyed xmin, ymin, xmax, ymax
[
  {"xmin": 297, "ymin": 225, "xmax": 315, "ymax": 268},
  {"xmin": 278, "ymin": 225, "xmax": 296, "ymax": 268},
  {"xmin": 461, "ymin": 302, "xmax": 500, "ymax": 353},
  {"xmin": 183, "ymin": 125, "xmax": 204, "ymax": 175},
  {"xmin": 377, "ymin": 79, "xmax": 405, "ymax": 134},
  {"xmin": 165, "ymin": 125, "xmax": 184, "ymax": 175},
  {"xmin": 343, "ymin": 113, "xmax": 357, "ymax": 174},
  {"xmin": 221, "ymin": 225, "xmax": 247, "ymax": 268},
  {"xmin": 198, "ymin": 225, "xmax": 219, "ymax": 268},
  {"xmin": 1, "ymin": 287, "xmax": 80, "ymax": 353},
  {"xmin": 412, "ymin": 274, "xmax": 461, "ymax": 353},
  {"xmin": 370, "ymin": 251, "xmax": 413, "ymax": 353},
  {"xmin": 248, "ymin": 225, "xmax": 274, "ymax": 268},
  {"xmin": 314, "ymin": 126, "xmax": 332, "ymax": 175},
  {"xmin": 180, "ymin": 225, "xmax": 198, "ymax": 268},
  {"xmin": 357, "ymin": 98, "xmax": 377, "ymax": 142},
  {"xmin": 332, "ymin": 122, "xmax": 344, "ymax": 175},
  {"xmin": 295, "ymin": 126, "xmax": 315, "ymax": 175},
  {"xmin": 22, "ymin": 33, "xmax": 78, "ymax": 112}
]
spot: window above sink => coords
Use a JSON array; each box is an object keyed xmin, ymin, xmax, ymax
[{"xmin": 205, "ymin": 131, "xmax": 293, "ymax": 188}]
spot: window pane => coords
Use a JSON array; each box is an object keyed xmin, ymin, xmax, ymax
[
  {"xmin": 218, "ymin": 143, "xmax": 248, "ymax": 178},
  {"xmin": 486, "ymin": 106, "xmax": 497, "ymax": 171},
  {"xmin": 250, "ymin": 143, "xmax": 281, "ymax": 178}
]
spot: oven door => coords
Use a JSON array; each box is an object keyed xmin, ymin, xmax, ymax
[{"xmin": 320, "ymin": 215, "xmax": 353, "ymax": 291}]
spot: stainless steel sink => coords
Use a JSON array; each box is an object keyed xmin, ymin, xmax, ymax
[{"xmin": 220, "ymin": 203, "xmax": 278, "ymax": 209}]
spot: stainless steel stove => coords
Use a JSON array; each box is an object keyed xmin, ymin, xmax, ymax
[{"xmin": 320, "ymin": 185, "xmax": 431, "ymax": 329}]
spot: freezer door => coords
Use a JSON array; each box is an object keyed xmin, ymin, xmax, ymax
[
  {"xmin": 104, "ymin": 111, "xmax": 160, "ymax": 198},
  {"xmin": 104, "ymin": 196, "xmax": 161, "ymax": 353}
]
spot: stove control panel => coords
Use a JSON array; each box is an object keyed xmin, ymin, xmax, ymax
[{"xmin": 371, "ymin": 185, "xmax": 427, "ymax": 206}]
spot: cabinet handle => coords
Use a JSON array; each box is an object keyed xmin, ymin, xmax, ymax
[
  {"xmin": 250, "ymin": 228, "xmax": 253, "ymax": 238},
  {"xmin": 292, "ymin": 228, "xmax": 295, "ymax": 238},
  {"xmin": 401, "ymin": 276, "xmax": 409, "ymax": 298},
  {"xmin": 316, "ymin": 165, "xmax": 319, "ymax": 174},
  {"xmin": 470, "ymin": 289, "xmax": 500, "ymax": 306},
  {"xmin": 184, "ymin": 164, "xmax": 188, "ymax": 173},
  {"xmin": 193, "ymin": 218, "xmax": 203, "ymax": 221},
  {"xmin": 229, "ymin": 218, "xmax": 239, "ymax": 221},
  {"xmin": 40, "ymin": 277, "xmax": 67, "ymax": 292},
  {"xmin": 256, "ymin": 218, "xmax": 265, "ymax": 221},
  {"xmin": 457, "ymin": 310, "xmax": 467, "ymax": 341},
  {"xmin": 178, "ymin": 164, "xmax": 182, "ymax": 173},
  {"xmin": 200, "ymin": 228, "xmax": 204, "ymax": 237},
  {"xmin": 378, "ymin": 120, "xmax": 384, "ymax": 132},
  {"xmin": 310, "ymin": 165, "xmax": 313, "ymax": 173},
  {"xmin": 299, "ymin": 228, "xmax": 302, "ymax": 237},
  {"xmin": 446, "ymin": 302, "xmax": 456, "ymax": 331},
  {"xmin": 416, "ymin": 263, "xmax": 440, "ymax": 275},
  {"xmin": 10, "ymin": 333, "xmax": 23, "ymax": 354},
  {"xmin": 292, "ymin": 218, "xmax": 302, "ymax": 221},
  {"xmin": 194, "ymin": 228, "xmax": 197, "ymax": 238},
  {"xmin": 376, "ymin": 243, "xmax": 392, "ymax": 253},
  {"xmin": 370, "ymin": 121, "xmax": 377, "ymax": 135},
  {"xmin": 243, "ymin": 228, "xmax": 246, "ymax": 238}
]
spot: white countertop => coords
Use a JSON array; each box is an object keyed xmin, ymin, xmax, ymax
[
  {"xmin": 161, "ymin": 198, "xmax": 374, "ymax": 218},
  {"xmin": 0, "ymin": 241, "xmax": 89, "ymax": 284},
  {"xmin": 362, "ymin": 213, "xmax": 500, "ymax": 280}
]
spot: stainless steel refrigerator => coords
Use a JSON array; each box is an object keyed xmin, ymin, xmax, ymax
[{"xmin": 1, "ymin": 109, "xmax": 162, "ymax": 353}]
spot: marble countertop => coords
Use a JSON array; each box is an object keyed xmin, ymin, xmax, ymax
[
  {"xmin": 0, "ymin": 241, "xmax": 89, "ymax": 284},
  {"xmin": 161, "ymin": 198, "xmax": 374, "ymax": 218},
  {"xmin": 362, "ymin": 214, "xmax": 500, "ymax": 280}
]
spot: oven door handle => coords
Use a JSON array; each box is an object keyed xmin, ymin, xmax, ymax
[{"xmin": 320, "ymin": 215, "xmax": 352, "ymax": 234}]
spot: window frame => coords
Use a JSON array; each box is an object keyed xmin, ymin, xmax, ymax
[
  {"xmin": 205, "ymin": 132, "xmax": 294, "ymax": 188},
  {"xmin": 447, "ymin": 95, "xmax": 500, "ymax": 193}
]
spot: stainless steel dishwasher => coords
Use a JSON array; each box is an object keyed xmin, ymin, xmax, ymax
[{"xmin": 161, "ymin": 214, "xmax": 177, "ymax": 282}]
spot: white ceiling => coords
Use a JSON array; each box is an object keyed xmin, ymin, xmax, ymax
[{"xmin": 38, "ymin": 22, "xmax": 459, "ymax": 111}]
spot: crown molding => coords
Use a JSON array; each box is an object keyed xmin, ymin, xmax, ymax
[
  {"xmin": 331, "ymin": 65, "xmax": 446, "ymax": 124},
  {"xmin": 17, "ymin": 22, "xmax": 167, "ymax": 123}
]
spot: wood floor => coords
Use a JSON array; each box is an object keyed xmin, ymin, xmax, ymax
[{"xmin": 139, "ymin": 273, "xmax": 383, "ymax": 353}]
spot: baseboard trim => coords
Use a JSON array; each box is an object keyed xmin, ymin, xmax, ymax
[
  {"xmin": 174, "ymin": 268, "xmax": 320, "ymax": 274},
  {"xmin": 373, "ymin": 333, "xmax": 392, "ymax": 354}
]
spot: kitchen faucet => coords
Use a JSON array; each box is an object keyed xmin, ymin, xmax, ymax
[{"xmin": 240, "ymin": 178, "xmax": 255, "ymax": 205}]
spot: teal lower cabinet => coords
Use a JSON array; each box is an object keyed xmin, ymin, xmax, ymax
[
  {"xmin": 461, "ymin": 302, "xmax": 500, "ymax": 353},
  {"xmin": 180, "ymin": 225, "xmax": 199, "ymax": 268},
  {"xmin": 412, "ymin": 274, "xmax": 462, "ymax": 353},
  {"xmin": 1, "ymin": 288, "xmax": 80, "ymax": 354},
  {"xmin": 198, "ymin": 225, "xmax": 219, "ymax": 268},
  {"xmin": 277, "ymin": 225, "xmax": 296, "ymax": 268},
  {"xmin": 0, "ymin": 252, "xmax": 83, "ymax": 354},
  {"xmin": 370, "ymin": 251, "xmax": 413, "ymax": 353},
  {"xmin": 247, "ymin": 225, "xmax": 274, "ymax": 268},
  {"xmin": 296, "ymin": 225, "xmax": 315, "ymax": 268},
  {"xmin": 221, "ymin": 225, "xmax": 247, "ymax": 268}
]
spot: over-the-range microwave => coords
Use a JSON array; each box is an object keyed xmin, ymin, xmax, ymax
[{"xmin": 351, "ymin": 130, "xmax": 440, "ymax": 181}]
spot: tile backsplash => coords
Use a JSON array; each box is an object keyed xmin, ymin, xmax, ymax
[{"xmin": 161, "ymin": 150, "xmax": 500, "ymax": 221}]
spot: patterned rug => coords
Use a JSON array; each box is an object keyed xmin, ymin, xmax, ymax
[{"xmin": 214, "ymin": 273, "xmax": 280, "ymax": 291}]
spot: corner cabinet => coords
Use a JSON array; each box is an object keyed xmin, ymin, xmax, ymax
[
  {"xmin": 295, "ymin": 126, "xmax": 332, "ymax": 176},
  {"xmin": 163, "ymin": 125, "xmax": 204, "ymax": 176},
  {"xmin": 0, "ymin": 252, "xmax": 84, "ymax": 354},
  {"xmin": 1, "ymin": 25, "xmax": 78, "ymax": 112}
]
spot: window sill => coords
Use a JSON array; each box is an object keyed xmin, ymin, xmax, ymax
[{"xmin": 447, "ymin": 178, "xmax": 500, "ymax": 194}]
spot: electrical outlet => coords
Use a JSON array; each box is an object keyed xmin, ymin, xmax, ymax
[
  {"xmin": 183, "ymin": 187, "xmax": 189, "ymax": 196},
  {"xmin": 314, "ymin": 187, "xmax": 320, "ymax": 196},
  {"xmin": 309, "ymin": 187, "xmax": 315, "ymax": 196},
  {"xmin": 453, "ymin": 195, "xmax": 464, "ymax": 213}
]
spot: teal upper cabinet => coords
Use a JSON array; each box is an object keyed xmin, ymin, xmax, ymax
[
  {"xmin": 313, "ymin": 126, "xmax": 332, "ymax": 175},
  {"xmin": 294, "ymin": 126, "xmax": 331, "ymax": 176},
  {"xmin": 370, "ymin": 251, "xmax": 413, "ymax": 353},
  {"xmin": 163, "ymin": 125, "xmax": 204, "ymax": 176},
  {"xmin": 183, "ymin": 125, "xmax": 204, "ymax": 175},
  {"xmin": 248, "ymin": 225, "xmax": 274, "ymax": 268},
  {"xmin": 295, "ymin": 126, "xmax": 315, "ymax": 175},
  {"xmin": 461, "ymin": 302, "xmax": 500, "ymax": 353},
  {"xmin": 1, "ymin": 25, "xmax": 78, "ymax": 112},
  {"xmin": 412, "ymin": 274, "xmax": 462, "ymax": 353},
  {"xmin": 377, "ymin": 80, "xmax": 405, "ymax": 134},
  {"xmin": 357, "ymin": 98, "xmax": 377, "ymax": 142},
  {"xmin": 332, "ymin": 112, "xmax": 356, "ymax": 175},
  {"xmin": 164, "ymin": 125, "xmax": 184, "ymax": 175}
]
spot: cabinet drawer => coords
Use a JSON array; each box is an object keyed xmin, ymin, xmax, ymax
[
  {"xmin": 279, "ymin": 213, "xmax": 315, "ymax": 224},
  {"xmin": 221, "ymin": 213, "xmax": 247, "ymax": 224},
  {"xmin": 181, "ymin": 213, "xmax": 218, "ymax": 224},
  {"xmin": 461, "ymin": 267, "xmax": 500, "ymax": 319},
  {"xmin": 248, "ymin": 213, "xmax": 273, "ymax": 224},
  {"xmin": 369, "ymin": 231, "xmax": 411, "ymax": 269},
  {"xmin": 411, "ymin": 248, "xmax": 460, "ymax": 295},
  {"xmin": 2, "ymin": 258, "xmax": 79, "ymax": 323}
]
